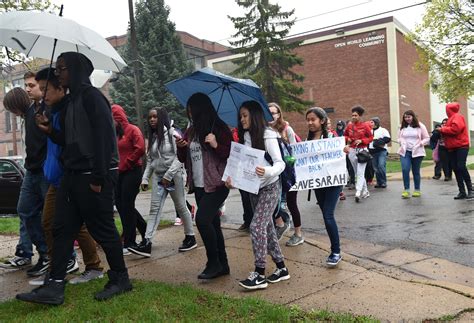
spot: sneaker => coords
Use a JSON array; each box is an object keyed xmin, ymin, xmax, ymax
[
  {"xmin": 239, "ymin": 272, "xmax": 268, "ymax": 290},
  {"xmin": 286, "ymin": 234, "xmax": 304, "ymax": 247},
  {"xmin": 128, "ymin": 240, "xmax": 152, "ymax": 257},
  {"xmin": 326, "ymin": 253, "xmax": 342, "ymax": 266},
  {"xmin": 178, "ymin": 235, "xmax": 197, "ymax": 252},
  {"xmin": 361, "ymin": 190, "xmax": 370, "ymax": 199},
  {"xmin": 401, "ymin": 191, "xmax": 410, "ymax": 199},
  {"xmin": 238, "ymin": 223, "xmax": 250, "ymax": 232},
  {"xmin": 123, "ymin": 248, "xmax": 131, "ymax": 256},
  {"xmin": 444, "ymin": 177, "xmax": 452, "ymax": 181},
  {"xmin": 94, "ymin": 270, "xmax": 132, "ymax": 301},
  {"xmin": 432, "ymin": 175, "xmax": 441, "ymax": 180},
  {"xmin": 26, "ymin": 256, "xmax": 50, "ymax": 277},
  {"xmin": 16, "ymin": 277, "xmax": 66, "ymax": 305},
  {"xmin": 267, "ymin": 267, "xmax": 290, "ymax": 283},
  {"xmin": 29, "ymin": 275, "xmax": 47, "ymax": 286},
  {"xmin": 69, "ymin": 269, "xmax": 104, "ymax": 285},
  {"xmin": 355, "ymin": 190, "xmax": 361, "ymax": 203},
  {"xmin": 339, "ymin": 191, "xmax": 346, "ymax": 200},
  {"xmin": 454, "ymin": 192, "xmax": 467, "ymax": 200},
  {"xmin": 1, "ymin": 256, "xmax": 32, "ymax": 269},
  {"xmin": 275, "ymin": 222, "xmax": 290, "ymax": 241},
  {"xmin": 174, "ymin": 217, "xmax": 183, "ymax": 226},
  {"xmin": 412, "ymin": 191, "xmax": 421, "ymax": 198},
  {"xmin": 66, "ymin": 257, "xmax": 79, "ymax": 274}
]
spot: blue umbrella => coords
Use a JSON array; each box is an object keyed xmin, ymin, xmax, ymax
[{"xmin": 165, "ymin": 67, "xmax": 272, "ymax": 127}]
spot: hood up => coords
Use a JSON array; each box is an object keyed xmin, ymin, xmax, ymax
[
  {"xmin": 446, "ymin": 102, "xmax": 460, "ymax": 118},
  {"xmin": 111, "ymin": 104, "xmax": 129, "ymax": 128},
  {"xmin": 58, "ymin": 52, "xmax": 93, "ymax": 96}
]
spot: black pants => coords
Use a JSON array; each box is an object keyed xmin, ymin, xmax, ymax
[
  {"xmin": 115, "ymin": 167, "xmax": 146, "ymax": 247},
  {"xmin": 51, "ymin": 171, "xmax": 126, "ymax": 280},
  {"xmin": 449, "ymin": 148, "xmax": 472, "ymax": 194},
  {"xmin": 239, "ymin": 189, "xmax": 253, "ymax": 225},
  {"xmin": 439, "ymin": 146, "xmax": 452, "ymax": 178},
  {"xmin": 194, "ymin": 186, "xmax": 229, "ymax": 267}
]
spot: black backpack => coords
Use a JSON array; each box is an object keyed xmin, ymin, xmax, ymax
[{"xmin": 264, "ymin": 138, "xmax": 297, "ymax": 193}]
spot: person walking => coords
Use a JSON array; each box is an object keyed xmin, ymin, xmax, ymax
[
  {"xmin": 268, "ymin": 102, "xmax": 304, "ymax": 246},
  {"xmin": 344, "ymin": 106, "xmax": 373, "ymax": 202},
  {"xmin": 439, "ymin": 102, "xmax": 473, "ymax": 199},
  {"xmin": 438, "ymin": 118, "xmax": 453, "ymax": 181},
  {"xmin": 397, "ymin": 110, "xmax": 430, "ymax": 198},
  {"xmin": 227, "ymin": 100, "xmax": 289, "ymax": 290},
  {"xmin": 306, "ymin": 107, "xmax": 344, "ymax": 266},
  {"xmin": 128, "ymin": 107, "xmax": 197, "ymax": 257},
  {"xmin": 111, "ymin": 104, "xmax": 147, "ymax": 255},
  {"xmin": 176, "ymin": 93, "xmax": 232, "ymax": 279},
  {"xmin": 16, "ymin": 52, "xmax": 132, "ymax": 305},
  {"xmin": 369, "ymin": 117, "xmax": 391, "ymax": 188}
]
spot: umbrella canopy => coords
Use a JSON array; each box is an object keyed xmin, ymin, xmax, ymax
[
  {"xmin": 165, "ymin": 67, "xmax": 272, "ymax": 127},
  {"xmin": 0, "ymin": 11, "xmax": 126, "ymax": 72}
]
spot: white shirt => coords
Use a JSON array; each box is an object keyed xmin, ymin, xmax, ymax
[
  {"xmin": 369, "ymin": 127, "xmax": 391, "ymax": 150},
  {"xmin": 403, "ymin": 126, "xmax": 419, "ymax": 151},
  {"xmin": 190, "ymin": 140, "xmax": 204, "ymax": 188}
]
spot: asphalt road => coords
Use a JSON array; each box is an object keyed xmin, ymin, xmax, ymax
[{"xmin": 135, "ymin": 178, "xmax": 473, "ymax": 268}]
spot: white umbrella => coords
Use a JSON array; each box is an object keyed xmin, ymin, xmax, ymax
[{"xmin": 0, "ymin": 10, "xmax": 126, "ymax": 72}]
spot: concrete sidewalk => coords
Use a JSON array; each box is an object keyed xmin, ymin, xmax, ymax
[{"xmin": 1, "ymin": 225, "xmax": 472, "ymax": 321}]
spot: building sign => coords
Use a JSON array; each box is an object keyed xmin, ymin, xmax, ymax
[{"xmin": 334, "ymin": 34, "xmax": 385, "ymax": 49}]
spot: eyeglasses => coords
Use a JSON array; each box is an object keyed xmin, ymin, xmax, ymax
[{"xmin": 54, "ymin": 66, "xmax": 68, "ymax": 75}]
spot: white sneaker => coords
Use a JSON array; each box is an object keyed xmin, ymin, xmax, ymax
[
  {"xmin": 69, "ymin": 269, "xmax": 104, "ymax": 285},
  {"xmin": 174, "ymin": 217, "xmax": 183, "ymax": 226},
  {"xmin": 362, "ymin": 191, "xmax": 370, "ymax": 198},
  {"xmin": 123, "ymin": 248, "xmax": 131, "ymax": 256},
  {"xmin": 355, "ymin": 190, "xmax": 361, "ymax": 203}
]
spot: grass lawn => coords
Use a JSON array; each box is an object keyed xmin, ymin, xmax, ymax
[
  {"xmin": 0, "ymin": 279, "xmax": 375, "ymax": 322},
  {"xmin": 386, "ymin": 160, "xmax": 432, "ymax": 173},
  {"xmin": 468, "ymin": 163, "xmax": 474, "ymax": 170}
]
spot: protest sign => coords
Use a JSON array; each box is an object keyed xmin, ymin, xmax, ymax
[
  {"xmin": 222, "ymin": 142, "xmax": 266, "ymax": 194},
  {"xmin": 290, "ymin": 137, "xmax": 347, "ymax": 190}
]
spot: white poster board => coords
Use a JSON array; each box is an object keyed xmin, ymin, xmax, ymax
[
  {"xmin": 290, "ymin": 137, "xmax": 347, "ymax": 191},
  {"xmin": 222, "ymin": 142, "xmax": 266, "ymax": 194}
]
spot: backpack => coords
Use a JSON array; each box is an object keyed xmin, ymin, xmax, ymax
[{"xmin": 265, "ymin": 138, "xmax": 296, "ymax": 193}]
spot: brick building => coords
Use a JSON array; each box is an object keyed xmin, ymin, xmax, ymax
[
  {"xmin": 207, "ymin": 17, "xmax": 470, "ymax": 152},
  {"xmin": 0, "ymin": 31, "xmax": 228, "ymax": 157}
]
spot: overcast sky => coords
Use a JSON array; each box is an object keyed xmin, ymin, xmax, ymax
[{"xmin": 53, "ymin": 0, "xmax": 427, "ymax": 45}]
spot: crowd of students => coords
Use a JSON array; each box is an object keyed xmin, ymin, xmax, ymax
[{"xmin": 2, "ymin": 51, "xmax": 471, "ymax": 305}]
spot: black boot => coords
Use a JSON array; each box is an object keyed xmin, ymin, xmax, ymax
[
  {"xmin": 197, "ymin": 261, "xmax": 223, "ymax": 279},
  {"xmin": 466, "ymin": 189, "xmax": 474, "ymax": 200},
  {"xmin": 95, "ymin": 270, "xmax": 133, "ymax": 301},
  {"xmin": 454, "ymin": 192, "xmax": 467, "ymax": 200},
  {"xmin": 16, "ymin": 275, "xmax": 65, "ymax": 305}
]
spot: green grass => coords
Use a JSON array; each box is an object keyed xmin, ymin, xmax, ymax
[
  {"xmin": 0, "ymin": 279, "xmax": 376, "ymax": 322},
  {"xmin": 468, "ymin": 163, "xmax": 474, "ymax": 170},
  {"xmin": 0, "ymin": 216, "xmax": 173, "ymax": 236},
  {"xmin": 386, "ymin": 160, "xmax": 432, "ymax": 173}
]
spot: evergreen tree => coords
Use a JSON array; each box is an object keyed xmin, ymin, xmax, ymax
[
  {"xmin": 408, "ymin": 0, "xmax": 473, "ymax": 101},
  {"xmin": 110, "ymin": 0, "xmax": 192, "ymax": 130},
  {"xmin": 228, "ymin": 0, "xmax": 312, "ymax": 112}
]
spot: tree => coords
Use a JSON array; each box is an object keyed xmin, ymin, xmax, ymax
[
  {"xmin": 110, "ymin": 0, "xmax": 192, "ymax": 130},
  {"xmin": 1, "ymin": 1, "xmax": 58, "ymax": 69},
  {"xmin": 408, "ymin": 0, "xmax": 473, "ymax": 102},
  {"xmin": 228, "ymin": 0, "xmax": 312, "ymax": 112}
]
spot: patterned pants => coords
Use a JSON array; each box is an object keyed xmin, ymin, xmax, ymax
[{"xmin": 249, "ymin": 181, "xmax": 284, "ymax": 269}]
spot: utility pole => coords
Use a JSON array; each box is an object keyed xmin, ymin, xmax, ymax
[{"xmin": 128, "ymin": 0, "xmax": 144, "ymax": 135}]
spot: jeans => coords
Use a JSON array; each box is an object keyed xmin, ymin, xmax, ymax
[
  {"xmin": 115, "ymin": 167, "xmax": 146, "ymax": 247},
  {"xmin": 371, "ymin": 150, "xmax": 388, "ymax": 186},
  {"xmin": 400, "ymin": 151, "xmax": 424, "ymax": 190},
  {"xmin": 145, "ymin": 170, "xmax": 194, "ymax": 240},
  {"xmin": 314, "ymin": 185, "xmax": 342, "ymax": 254},
  {"xmin": 448, "ymin": 148, "xmax": 472, "ymax": 194},
  {"xmin": 348, "ymin": 148, "xmax": 368, "ymax": 193},
  {"xmin": 51, "ymin": 171, "xmax": 126, "ymax": 281},
  {"xmin": 15, "ymin": 218, "xmax": 32, "ymax": 259},
  {"xmin": 16, "ymin": 170, "xmax": 49, "ymax": 258},
  {"xmin": 194, "ymin": 186, "xmax": 229, "ymax": 268}
]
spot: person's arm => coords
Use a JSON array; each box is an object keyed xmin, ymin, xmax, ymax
[
  {"xmin": 261, "ymin": 137, "xmax": 285, "ymax": 178},
  {"xmin": 361, "ymin": 124, "xmax": 374, "ymax": 146},
  {"xmin": 440, "ymin": 116, "xmax": 463, "ymax": 136},
  {"xmin": 83, "ymin": 89, "xmax": 115, "ymax": 187},
  {"xmin": 286, "ymin": 126, "xmax": 297, "ymax": 145},
  {"xmin": 163, "ymin": 128, "xmax": 183, "ymax": 181},
  {"xmin": 125, "ymin": 127, "xmax": 145, "ymax": 169},
  {"xmin": 141, "ymin": 152, "xmax": 154, "ymax": 186},
  {"xmin": 420, "ymin": 123, "xmax": 431, "ymax": 146},
  {"xmin": 213, "ymin": 129, "xmax": 232, "ymax": 160}
]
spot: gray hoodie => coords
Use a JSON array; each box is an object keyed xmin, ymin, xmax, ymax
[{"xmin": 142, "ymin": 125, "xmax": 183, "ymax": 185}]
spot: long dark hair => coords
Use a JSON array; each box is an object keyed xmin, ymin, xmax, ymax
[
  {"xmin": 186, "ymin": 92, "xmax": 230, "ymax": 147},
  {"xmin": 268, "ymin": 102, "xmax": 287, "ymax": 134},
  {"xmin": 306, "ymin": 107, "xmax": 328, "ymax": 140},
  {"xmin": 147, "ymin": 107, "xmax": 172, "ymax": 153},
  {"xmin": 238, "ymin": 100, "xmax": 267, "ymax": 150},
  {"xmin": 401, "ymin": 110, "xmax": 420, "ymax": 129}
]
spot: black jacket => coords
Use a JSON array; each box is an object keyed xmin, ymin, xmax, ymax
[
  {"xmin": 24, "ymin": 102, "xmax": 47, "ymax": 171},
  {"xmin": 60, "ymin": 52, "xmax": 118, "ymax": 185}
]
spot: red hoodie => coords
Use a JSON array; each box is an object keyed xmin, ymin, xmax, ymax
[
  {"xmin": 440, "ymin": 102, "xmax": 470, "ymax": 150},
  {"xmin": 111, "ymin": 105, "xmax": 145, "ymax": 172},
  {"xmin": 344, "ymin": 121, "xmax": 373, "ymax": 148}
]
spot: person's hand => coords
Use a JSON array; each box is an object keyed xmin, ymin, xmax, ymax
[
  {"xmin": 90, "ymin": 184, "xmax": 102, "ymax": 193},
  {"xmin": 205, "ymin": 133, "xmax": 218, "ymax": 148},
  {"xmin": 35, "ymin": 113, "xmax": 51, "ymax": 134},
  {"xmin": 161, "ymin": 178, "xmax": 171, "ymax": 187},
  {"xmin": 343, "ymin": 145, "xmax": 350, "ymax": 154},
  {"xmin": 175, "ymin": 137, "xmax": 188, "ymax": 148},
  {"xmin": 141, "ymin": 183, "xmax": 149, "ymax": 191},
  {"xmin": 354, "ymin": 139, "xmax": 362, "ymax": 146},
  {"xmin": 225, "ymin": 176, "xmax": 234, "ymax": 189},
  {"xmin": 256, "ymin": 166, "xmax": 265, "ymax": 177}
]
